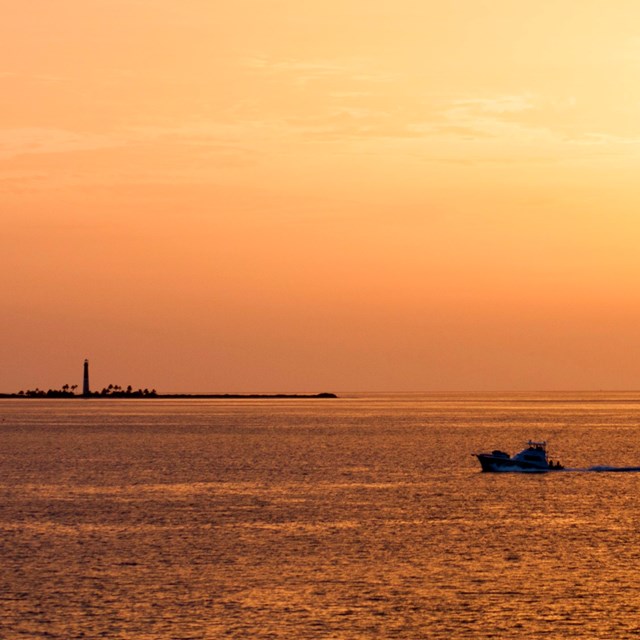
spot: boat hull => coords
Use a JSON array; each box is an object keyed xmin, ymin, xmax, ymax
[{"xmin": 476, "ymin": 454, "xmax": 549, "ymax": 473}]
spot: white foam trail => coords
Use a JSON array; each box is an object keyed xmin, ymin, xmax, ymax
[
  {"xmin": 587, "ymin": 465, "xmax": 640, "ymax": 472},
  {"xmin": 560, "ymin": 466, "xmax": 640, "ymax": 473}
]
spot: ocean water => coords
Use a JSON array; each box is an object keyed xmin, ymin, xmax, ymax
[{"xmin": 2, "ymin": 392, "xmax": 640, "ymax": 639}]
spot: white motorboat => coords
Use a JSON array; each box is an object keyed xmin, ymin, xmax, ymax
[{"xmin": 475, "ymin": 440, "xmax": 563, "ymax": 472}]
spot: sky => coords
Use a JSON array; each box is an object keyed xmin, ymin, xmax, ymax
[{"xmin": 3, "ymin": 0, "xmax": 640, "ymax": 392}]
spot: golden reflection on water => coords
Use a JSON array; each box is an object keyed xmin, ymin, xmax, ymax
[{"xmin": 1, "ymin": 394, "xmax": 640, "ymax": 638}]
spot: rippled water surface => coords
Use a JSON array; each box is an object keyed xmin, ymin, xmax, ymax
[{"xmin": 2, "ymin": 393, "xmax": 640, "ymax": 638}]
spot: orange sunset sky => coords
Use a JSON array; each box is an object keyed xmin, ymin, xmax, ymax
[{"xmin": 3, "ymin": 1, "xmax": 640, "ymax": 392}]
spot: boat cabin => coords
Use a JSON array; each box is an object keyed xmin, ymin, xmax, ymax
[{"xmin": 512, "ymin": 441, "xmax": 549, "ymax": 466}]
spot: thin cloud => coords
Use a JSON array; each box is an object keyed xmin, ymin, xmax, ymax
[
  {"xmin": 0, "ymin": 128, "xmax": 123, "ymax": 159},
  {"xmin": 243, "ymin": 55, "xmax": 398, "ymax": 85},
  {"xmin": 451, "ymin": 95, "xmax": 536, "ymax": 114},
  {"xmin": 284, "ymin": 108, "xmax": 432, "ymax": 141},
  {"xmin": 567, "ymin": 132, "xmax": 640, "ymax": 146},
  {"xmin": 441, "ymin": 94, "xmax": 555, "ymax": 142}
]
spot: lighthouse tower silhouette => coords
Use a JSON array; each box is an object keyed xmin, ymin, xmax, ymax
[{"xmin": 83, "ymin": 359, "xmax": 91, "ymax": 397}]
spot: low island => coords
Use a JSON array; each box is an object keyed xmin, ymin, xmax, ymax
[
  {"xmin": 0, "ymin": 387, "xmax": 337, "ymax": 400},
  {"xmin": 0, "ymin": 360, "xmax": 337, "ymax": 399}
]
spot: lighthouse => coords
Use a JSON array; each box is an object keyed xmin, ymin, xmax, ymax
[{"xmin": 83, "ymin": 359, "xmax": 91, "ymax": 397}]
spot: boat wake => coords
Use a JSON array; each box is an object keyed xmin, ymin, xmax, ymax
[
  {"xmin": 502, "ymin": 464, "xmax": 640, "ymax": 474},
  {"xmin": 580, "ymin": 465, "xmax": 640, "ymax": 473}
]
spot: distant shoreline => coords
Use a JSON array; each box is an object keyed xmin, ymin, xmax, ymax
[{"xmin": 0, "ymin": 392, "xmax": 338, "ymax": 400}]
